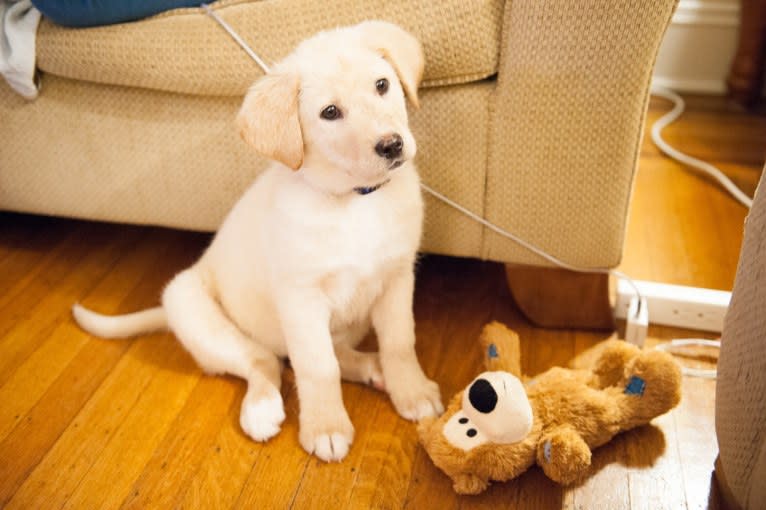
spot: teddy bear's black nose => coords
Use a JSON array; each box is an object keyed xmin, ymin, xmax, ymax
[{"xmin": 468, "ymin": 378, "xmax": 498, "ymax": 413}]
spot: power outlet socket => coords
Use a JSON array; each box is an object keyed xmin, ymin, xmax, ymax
[{"xmin": 614, "ymin": 279, "xmax": 730, "ymax": 333}]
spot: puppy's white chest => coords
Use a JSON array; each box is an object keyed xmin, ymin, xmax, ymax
[
  {"xmin": 320, "ymin": 216, "xmax": 402, "ymax": 326},
  {"xmin": 321, "ymin": 268, "xmax": 383, "ymax": 321}
]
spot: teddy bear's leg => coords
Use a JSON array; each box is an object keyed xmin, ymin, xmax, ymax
[
  {"xmin": 617, "ymin": 349, "xmax": 682, "ymax": 429},
  {"xmin": 537, "ymin": 426, "xmax": 592, "ymax": 485},
  {"xmin": 590, "ymin": 340, "xmax": 641, "ymax": 388},
  {"xmin": 452, "ymin": 473, "xmax": 489, "ymax": 495}
]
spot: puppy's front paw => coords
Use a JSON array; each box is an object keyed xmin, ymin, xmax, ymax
[
  {"xmin": 388, "ymin": 374, "xmax": 444, "ymax": 421},
  {"xmin": 299, "ymin": 411, "xmax": 355, "ymax": 462},
  {"xmin": 240, "ymin": 390, "xmax": 285, "ymax": 442}
]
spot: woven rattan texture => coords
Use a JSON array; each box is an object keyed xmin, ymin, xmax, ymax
[
  {"xmin": 36, "ymin": 0, "xmax": 504, "ymax": 97},
  {"xmin": 1, "ymin": 76, "xmax": 490, "ymax": 260},
  {"xmin": 716, "ymin": 170, "xmax": 766, "ymax": 509},
  {"xmin": 483, "ymin": 0, "xmax": 678, "ymax": 268},
  {"xmin": 414, "ymin": 82, "xmax": 493, "ymax": 258},
  {"xmin": 0, "ymin": 75, "xmax": 266, "ymax": 230}
]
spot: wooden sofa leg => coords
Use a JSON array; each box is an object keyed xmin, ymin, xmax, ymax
[{"xmin": 504, "ymin": 264, "xmax": 615, "ymax": 330}]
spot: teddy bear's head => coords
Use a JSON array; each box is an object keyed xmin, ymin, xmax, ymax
[
  {"xmin": 417, "ymin": 376, "xmax": 541, "ymax": 494},
  {"xmin": 441, "ymin": 370, "xmax": 533, "ymax": 450}
]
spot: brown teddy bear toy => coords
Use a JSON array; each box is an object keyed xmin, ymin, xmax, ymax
[{"xmin": 418, "ymin": 322, "xmax": 682, "ymax": 495}]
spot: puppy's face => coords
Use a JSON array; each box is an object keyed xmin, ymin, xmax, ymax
[
  {"xmin": 237, "ymin": 21, "xmax": 424, "ymax": 195},
  {"xmin": 297, "ymin": 50, "xmax": 415, "ymax": 190}
]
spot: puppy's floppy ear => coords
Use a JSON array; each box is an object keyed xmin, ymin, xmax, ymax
[
  {"xmin": 236, "ymin": 72, "xmax": 303, "ymax": 170},
  {"xmin": 355, "ymin": 20, "xmax": 424, "ymax": 108}
]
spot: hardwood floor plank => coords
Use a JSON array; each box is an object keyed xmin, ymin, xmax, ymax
[
  {"xmin": 0, "ymin": 213, "xmax": 60, "ymax": 259},
  {"xmin": 0, "ymin": 227, "xmax": 150, "ymax": 440},
  {"xmin": 1, "ymin": 335, "xmax": 151, "ymax": 509},
  {"xmin": 0, "ymin": 230, "xmax": 200, "ymax": 507},
  {"xmin": 571, "ymin": 440, "xmax": 631, "ymax": 510},
  {"xmin": 469, "ymin": 468, "xmax": 565, "ymax": 510},
  {"xmin": 0, "ymin": 214, "xmax": 75, "ymax": 296},
  {"xmin": 360, "ymin": 419, "xmax": 419, "ymax": 509},
  {"xmin": 120, "ymin": 375, "xmax": 239, "ymax": 510},
  {"xmin": 625, "ymin": 408, "xmax": 686, "ymax": 510},
  {"xmin": 175, "ymin": 384, "xmax": 261, "ymax": 510},
  {"xmin": 288, "ymin": 384, "xmax": 370, "ymax": 510},
  {"xmin": 60, "ymin": 340, "xmax": 200, "ymax": 510},
  {"xmin": 643, "ymin": 97, "xmax": 766, "ymax": 166},
  {"xmin": 232, "ymin": 370, "xmax": 311, "ymax": 510},
  {"xmin": 0, "ymin": 220, "xmax": 132, "ymax": 326},
  {"xmin": 344, "ymin": 401, "xmax": 416, "ymax": 509},
  {"xmin": 674, "ymin": 374, "xmax": 718, "ymax": 510},
  {"xmin": 404, "ymin": 446, "xmax": 459, "ymax": 510},
  {"xmin": 0, "ymin": 223, "xmax": 142, "ymax": 388}
]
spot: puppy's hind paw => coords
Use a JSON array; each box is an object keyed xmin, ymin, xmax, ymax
[{"xmin": 337, "ymin": 349, "xmax": 386, "ymax": 391}]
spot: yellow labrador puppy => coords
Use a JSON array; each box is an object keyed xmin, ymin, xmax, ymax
[{"xmin": 73, "ymin": 21, "xmax": 443, "ymax": 462}]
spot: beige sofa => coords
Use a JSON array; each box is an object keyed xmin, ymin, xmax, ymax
[
  {"xmin": 0, "ymin": 0, "xmax": 677, "ymax": 271},
  {"xmin": 715, "ymin": 168, "xmax": 766, "ymax": 510}
]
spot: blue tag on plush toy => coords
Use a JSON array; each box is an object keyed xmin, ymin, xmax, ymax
[{"xmin": 624, "ymin": 375, "xmax": 646, "ymax": 396}]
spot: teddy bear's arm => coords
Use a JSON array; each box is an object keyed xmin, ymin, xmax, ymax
[
  {"xmin": 536, "ymin": 426, "xmax": 592, "ymax": 485},
  {"xmin": 451, "ymin": 472, "xmax": 489, "ymax": 495}
]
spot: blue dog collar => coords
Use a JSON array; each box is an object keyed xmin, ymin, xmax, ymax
[{"xmin": 354, "ymin": 179, "xmax": 390, "ymax": 195}]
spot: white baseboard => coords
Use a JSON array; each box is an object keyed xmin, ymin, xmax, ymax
[
  {"xmin": 672, "ymin": 0, "xmax": 739, "ymax": 26},
  {"xmin": 652, "ymin": 0, "xmax": 740, "ymax": 95},
  {"xmin": 651, "ymin": 76, "xmax": 727, "ymax": 95}
]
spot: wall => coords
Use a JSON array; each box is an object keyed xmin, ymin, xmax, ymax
[{"xmin": 652, "ymin": 0, "xmax": 740, "ymax": 94}]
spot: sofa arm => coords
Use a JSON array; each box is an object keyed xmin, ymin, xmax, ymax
[
  {"xmin": 715, "ymin": 167, "xmax": 766, "ymax": 510},
  {"xmin": 484, "ymin": 0, "xmax": 678, "ymax": 268}
]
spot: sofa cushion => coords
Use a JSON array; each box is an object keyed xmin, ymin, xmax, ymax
[{"xmin": 36, "ymin": 0, "xmax": 504, "ymax": 96}]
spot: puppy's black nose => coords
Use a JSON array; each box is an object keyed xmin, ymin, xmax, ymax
[
  {"xmin": 375, "ymin": 134, "xmax": 403, "ymax": 160},
  {"xmin": 468, "ymin": 378, "xmax": 498, "ymax": 413}
]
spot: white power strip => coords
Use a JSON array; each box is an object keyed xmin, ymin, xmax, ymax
[{"xmin": 615, "ymin": 279, "xmax": 730, "ymax": 333}]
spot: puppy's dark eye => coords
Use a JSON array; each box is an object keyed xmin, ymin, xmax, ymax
[
  {"xmin": 320, "ymin": 105, "xmax": 341, "ymax": 120},
  {"xmin": 376, "ymin": 78, "xmax": 389, "ymax": 95}
]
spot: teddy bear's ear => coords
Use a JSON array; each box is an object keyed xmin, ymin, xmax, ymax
[{"xmin": 479, "ymin": 322, "xmax": 523, "ymax": 378}]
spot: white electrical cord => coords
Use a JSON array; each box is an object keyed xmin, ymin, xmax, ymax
[
  {"xmin": 201, "ymin": 5, "xmax": 644, "ymax": 318},
  {"xmin": 655, "ymin": 338, "xmax": 720, "ymax": 379},
  {"xmin": 202, "ymin": 4, "xmax": 271, "ymax": 73},
  {"xmin": 419, "ymin": 182, "xmax": 643, "ymax": 306},
  {"xmin": 649, "ymin": 84, "xmax": 753, "ymax": 209}
]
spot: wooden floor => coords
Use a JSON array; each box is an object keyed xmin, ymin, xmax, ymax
[{"xmin": 0, "ymin": 95, "xmax": 763, "ymax": 510}]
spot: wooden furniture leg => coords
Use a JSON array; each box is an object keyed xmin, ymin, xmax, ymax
[
  {"xmin": 504, "ymin": 264, "xmax": 615, "ymax": 330},
  {"xmin": 727, "ymin": 0, "xmax": 766, "ymax": 109}
]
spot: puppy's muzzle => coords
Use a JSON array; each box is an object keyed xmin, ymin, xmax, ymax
[{"xmin": 375, "ymin": 133, "xmax": 403, "ymax": 161}]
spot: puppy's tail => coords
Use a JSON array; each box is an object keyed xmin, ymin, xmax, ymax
[{"xmin": 72, "ymin": 304, "xmax": 167, "ymax": 339}]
